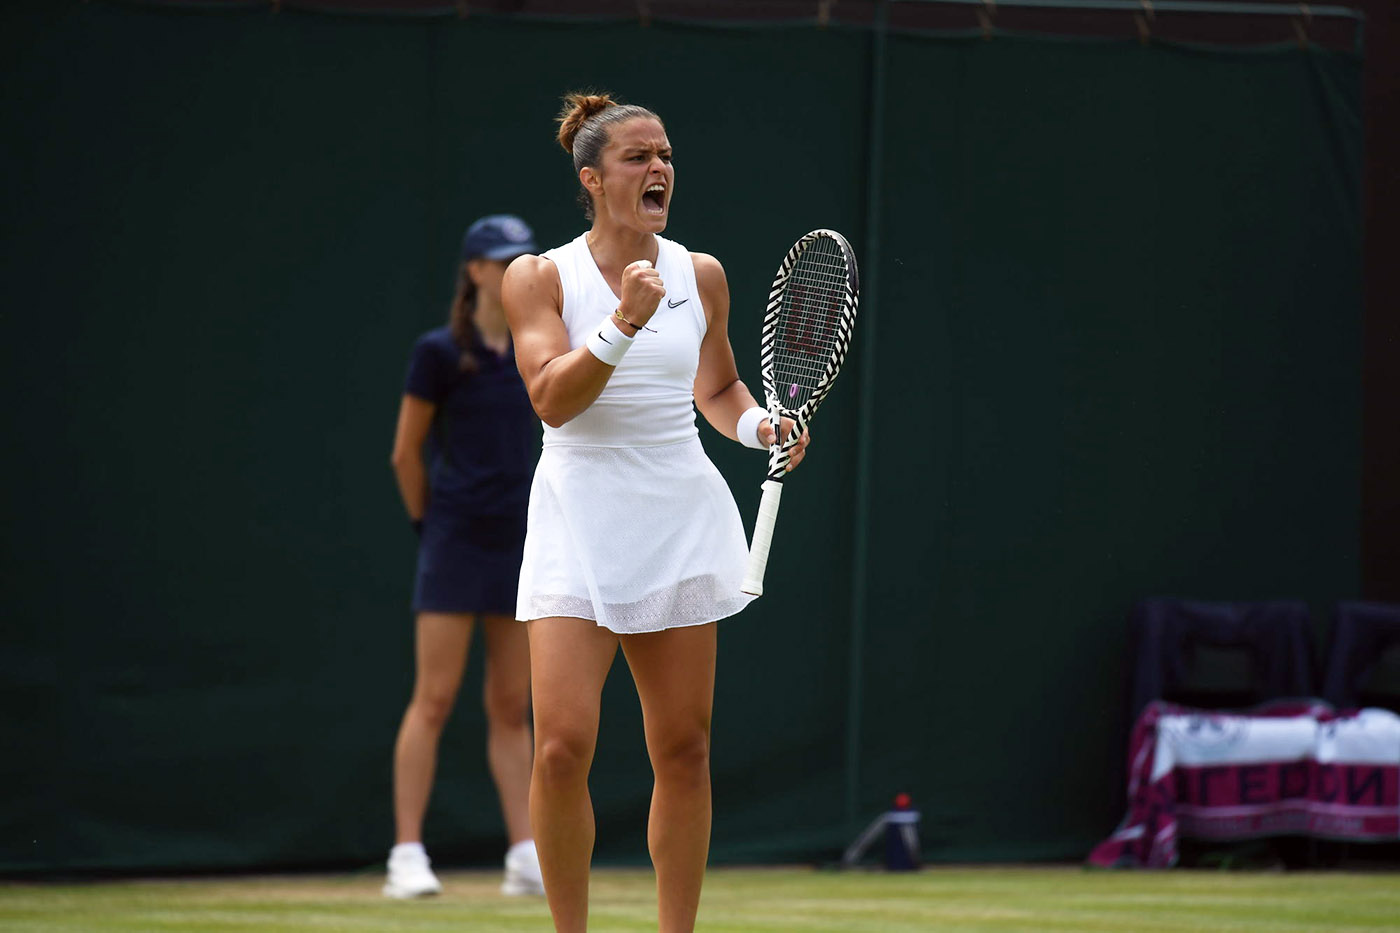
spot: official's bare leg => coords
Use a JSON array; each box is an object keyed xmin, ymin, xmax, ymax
[
  {"xmin": 481, "ymin": 614, "xmax": 534, "ymax": 844},
  {"xmin": 392, "ymin": 612, "xmax": 474, "ymax": 844}
]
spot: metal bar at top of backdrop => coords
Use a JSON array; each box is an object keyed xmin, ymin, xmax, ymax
[
  {"xmin": 107, "ymin": 0, "xmax": 1367, "ymax": 55},
  {"xmin": 107, "ymin": 0, "xmax": 1367, "ymax": 24},
  {"xmin": 106, "ymin": 1, "xmax": 1368, "ymax": 64},
  {"xmin": 900, "ymin": 0, "xmax": 1359, "ymax": 18}
]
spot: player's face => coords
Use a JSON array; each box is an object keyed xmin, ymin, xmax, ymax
[{"xmin": 587, "ymin": 117, "xmax": 673, "ymax": 233}]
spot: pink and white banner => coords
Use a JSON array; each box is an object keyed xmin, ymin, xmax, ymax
[{"xmin": 1088, "ymin": 701, "xmax": 1400, "ymax": 868}]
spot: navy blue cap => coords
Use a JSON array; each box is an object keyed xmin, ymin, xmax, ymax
[{"xmin": 460, "ymin": 214, "xmax": 537, "ymax": 262}]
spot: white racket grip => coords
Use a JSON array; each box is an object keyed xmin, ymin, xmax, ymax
[{"xmin": 741, "ymin": 480, "xmax": 784, "ymax": 596}]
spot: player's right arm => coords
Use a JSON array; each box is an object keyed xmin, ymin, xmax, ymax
[
  {"xmin": 503, "ymin": 255, "xmax": 611, "ymax": 428},
  {"xmin": 503, "ymin": 255, "xmax": 662, "ymax": 428}
]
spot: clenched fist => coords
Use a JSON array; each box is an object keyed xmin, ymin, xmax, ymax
[{"xmin": 617, "ymin": 259, "xmax": 665, "ymax": 331}]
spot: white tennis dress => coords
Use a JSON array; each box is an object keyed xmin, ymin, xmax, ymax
[{"xmin": 515, "ymin": 233, "xmax": 756, "ymax": 634}]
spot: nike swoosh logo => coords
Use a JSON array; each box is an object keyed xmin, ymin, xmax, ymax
[
  {"xmin": 596, "ymin": 331, "xmax": 612, "ymax": 345},
  {"xmin": 667, "ymin": 298, "xmax": 688, "ymax": 308}
]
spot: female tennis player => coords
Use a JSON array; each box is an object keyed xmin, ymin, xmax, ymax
[
  {"xmin": 503, "ymin": 94, "xmax": 809, "ymax": 933},
  {"xmin": 385, "ymin": 215, "xmax": 545, "ymax": 900}
]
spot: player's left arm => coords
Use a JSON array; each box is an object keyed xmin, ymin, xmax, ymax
[{"xmin": 692, "ymin": 252, "xmax": 809, "ymax": 466}]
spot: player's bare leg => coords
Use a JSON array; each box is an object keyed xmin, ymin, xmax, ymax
[
  {"xmin": 528, "ymin": 617, "xmax": 619, "ymax": 932},
  {"xmin": 620, "ymin": 622, "xmax": 717, "ymax": 933}
]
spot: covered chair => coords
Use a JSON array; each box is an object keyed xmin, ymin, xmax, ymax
[
  {"xmin": 1322, "ymin": 602, "xmax": 1400, "ymax": 712},
  {"xmin": 1128, "ymin": 598, "xmax": 1318, "ymax": 724}
]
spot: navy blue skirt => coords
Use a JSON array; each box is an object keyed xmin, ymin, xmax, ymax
[{"xmin": 412, "ymin": 508, "xmax": 527, "ymax": 615}]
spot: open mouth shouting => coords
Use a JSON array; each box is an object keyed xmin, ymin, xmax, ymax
[{"xmin": 642, "ymin": 182, "xmax": 667, "ymax": 216}]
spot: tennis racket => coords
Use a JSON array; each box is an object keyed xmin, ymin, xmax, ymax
[{"xmin": 740, "ymin": 228, "xmax": 860, "ymax": 596}]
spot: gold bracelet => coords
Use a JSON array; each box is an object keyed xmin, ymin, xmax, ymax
[{"xmin": 614, "ymin": 307, "xmax": 657, "ymax": 333}]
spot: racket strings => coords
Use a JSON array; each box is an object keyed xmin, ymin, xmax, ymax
[{"xmin": 772, "ymin": 238, "xmax": 850, "ymax": 408}]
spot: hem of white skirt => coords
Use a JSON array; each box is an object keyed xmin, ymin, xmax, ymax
[{"xmin": 516, "ymin": 601, "xmax": 753, "ymax": 635}]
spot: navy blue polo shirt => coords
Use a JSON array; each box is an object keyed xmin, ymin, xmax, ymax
[{"xmin": 404, "ymin": 326, "xmax": 537, "ymax": 517}]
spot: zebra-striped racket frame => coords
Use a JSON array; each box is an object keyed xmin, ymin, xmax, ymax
[{"xmin": 741, "ymin": 228, "xmax": 860, "ymax": 596}]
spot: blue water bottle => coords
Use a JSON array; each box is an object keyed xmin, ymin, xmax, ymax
[{"xmin": 883, "ymin": 793, "xmax": 921, "ymax": 871}]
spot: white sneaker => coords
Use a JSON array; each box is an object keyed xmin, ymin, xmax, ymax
[
  {"xmin": 501, "ymin": 840, "xmax": 545, "ymax": 896},
  {"xmin": 383, "ymin": 843, "xmax": 443, "ymax": 899}
]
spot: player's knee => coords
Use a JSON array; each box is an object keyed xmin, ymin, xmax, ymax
[
  {"xmin": 534, "ymin": 733, "xmax": 592, "ymax": 785},
  {"xmin": 650, "ymin": 729, "xmax": 710, "ymax": 786}
]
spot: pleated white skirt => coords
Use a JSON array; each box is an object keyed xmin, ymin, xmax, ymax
[{"xmin": 516, "ymin": 436, "xmax": 756, "ymax": 633}]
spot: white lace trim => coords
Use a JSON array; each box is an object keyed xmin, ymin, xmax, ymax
[{"xmin": 523, "ymin": 575, "xmax": 752, "ymax": 634}]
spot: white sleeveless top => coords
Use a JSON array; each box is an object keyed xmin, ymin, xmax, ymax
[
  {"xmin": 516, "ymin": 232, "xmax": 757, "ymax": 632},
  {"xmin": 540, "ymin": 233, "xmax": 707, "ymax": 448}
]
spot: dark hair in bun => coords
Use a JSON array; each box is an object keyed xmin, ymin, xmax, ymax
[{"xmin": 556, "ymin": 91, "xmax": 663, "ymax": 220}]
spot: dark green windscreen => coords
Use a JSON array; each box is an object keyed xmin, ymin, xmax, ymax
[{"xmin": 0, "ymin": 2, "xmax": 1360, "ymax": 873}]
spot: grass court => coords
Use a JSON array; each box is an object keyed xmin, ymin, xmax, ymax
[{"xmin": 3, "ymin": 865, "xmax": 1398, "ymax": 932}]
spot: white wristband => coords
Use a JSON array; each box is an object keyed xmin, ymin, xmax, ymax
[
  {"xmin": 737, "ymin": 405, "xmax": 770, "ymax": 450},
  {"xmin": 585, "ymin": 316, "xmax": 635, "ymax": 367}
]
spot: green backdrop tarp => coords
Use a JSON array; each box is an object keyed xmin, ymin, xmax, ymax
[
  {"xmin": 0, "ymin": 2, "xmax": 1361, "ymax": 873},
  {"xmin": 863, "ymin": 33, "xmax": 1363, "ymax": 859}
]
